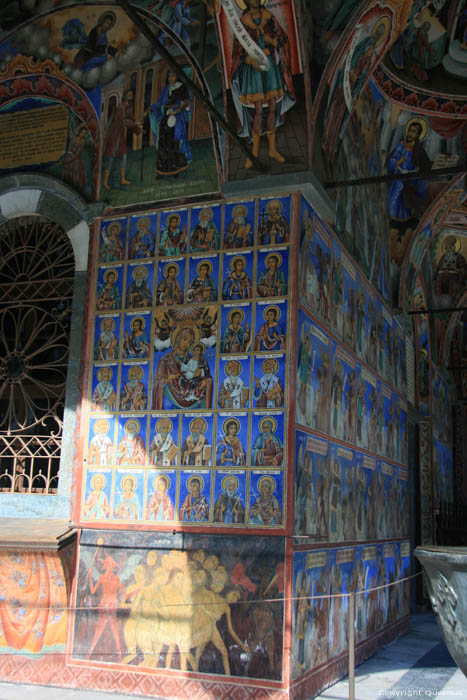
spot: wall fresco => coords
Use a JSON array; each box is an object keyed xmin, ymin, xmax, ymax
[
  {"xmin": 71, "ymin": 530, "xmax": 285, "ymax": 680},
  {"xmin": 81, "ymin": 195, "xmax": 293, "ymax": 528}
]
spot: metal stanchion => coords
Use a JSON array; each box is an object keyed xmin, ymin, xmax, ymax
[{"xmin": 348, "ymin": 592, "xmax": 355, "ymax": 700}]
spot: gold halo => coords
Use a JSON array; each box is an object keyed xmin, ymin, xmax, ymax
[
  {"xmin": 153, "ymin": 473, "xmax": 170, "ymax": 491},
  {"xmin": 225, "ymin": 359, "xmax": 242, "ymax": 375},
  {"xmin": 121, "ymin": 474, "xmax": 137, "ymax": 490},
  {"xmin": 130, "ymin": 316, "xmax": 146, "ymax": 330},
  {"xmin": 230, "ymin": 255, "xmax": 247, "ymax": 271},
  {"xmin": 263, "ymin": 304, "xmax": 281, "ymax": 321},
  {"xmin": 103, "ymin": 268, "xmax": 118, "ymax": 283},
  {"xmin": 100, "ymin": 317, "xmax": 115, "ymax": 331},
  {"xmin": 98, "ymin": 10, "xmax": 117, "ymax": 29},
  {"xmin": 265, "ymin": 252, "xmax": 282, "ymax": 268},
  {"xmin": 165, "ymin": 212, "xmax": 181, "ymax": 228},
  {"xmin": 91, "ymin": 473, "xmax": 106, "ymax": 489},
  {"xmin": 371, "ymin": 16, "xmax": 390, "ymax": 47},
  {"xmin": 128, "ymin": 364, "xmax": 144, "ymax": 379},
  {"xmin": 257, "ymin": 475, "xmax": 276, "ymax": 494},
  {"xmin": 94, "ymin": 418, "xmax": 110, "ymax": 433},
  {"xmin": 171, "ymin": 324, "xmax": 199, "ymax": 350},
  {"xmin": 262, "ymin": 357, "xmax": 279, "ymax": 374},
  {"xmin": 133, "ymin": 265, "xmax": 148, "ymax": 279},
  {"xmin": 405, "ymin": 116, "xmax": 428, "ymax": 142},
  {"xmin": 192, "ymin": 342, "xmax": 205, "ymax": 355},
  {"xmin": 442, "ymin": 235, "xmax": 461, "ymax": 253},
  {"xmin": 223, "ymin": 417, "xmax": 240, "ymax": 434},
  {"xmin": 222, "ymin": 474, "xmax": 239, "ymax": 492},
  {"xmin": 190, "ymin": 417, "xmax": 207, "ymax": 433},
  {"xmin": 234, "ymin": 0, "xmax": 265, "ymax": 9},
  {"xmin": 108, "ymin": 221, "xmax": 121, "ymax": 235},
  {"xmin": 196, "ymin": 259, "xmax": 213, "ymax": 275},
  {"xmin": 137, "ymin": 216, "xmax": 150, "ymax": 230},
  {"xmin": 187, "ymin": 474, "xmax": 204, "ymax": 492},
  {"xmin": 232, "ymin": 204, "xmax": 247, "ymax": 218},
  {"xmin": 228, "ymin": 308, "xmax": 245, "ymax": 324},
  {"xmin": 266, "ymin": 199, "xmax": 283, "ymax": 214},
  {"xmin": 124, "ymin": 418, "xmax": 140, "ymax": 434},
  {"xmin": 97, "ymin": 366, "xmax": 112, "ymax": 381},
  {"xmin": 164, "ymin": 261, "xmax": 179, "ymax": 277},
  {"xmin": 259, "ymin": 416, "xmax": 277, "ymax": 433},
  {"xmin": 156, "ymin": 417, "xmax": 173, "ymax": 433},
  {"xmin": 198, "ymin": 207, "xmax": 213, "ymax": 221}
]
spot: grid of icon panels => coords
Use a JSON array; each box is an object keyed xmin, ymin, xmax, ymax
[{"xmin": 83, "ymin": 195, "xmax": 293, "ymax": 527}]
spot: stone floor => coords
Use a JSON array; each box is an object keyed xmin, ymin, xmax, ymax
[{"xmin": 0, "ymin": 613, "xmax": 465, "ymax": 700}]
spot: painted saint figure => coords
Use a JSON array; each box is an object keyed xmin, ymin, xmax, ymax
[
  {"xmin": 145, "ymin": 474, "xmax": 175, "ymax": 521},
  {"xmin": 252, "ymin": 417, "xmax": 283, "ymax": 467},
  {"xmin": 129, "ymin": 217, "xmax": 156, "ymax": 259},
  {"xmin": 91, "ymin": 366, "xmax": 116, "ymax": 412},
  {"xmin": 214, "ymin": 475, "xmax": 245, "ymax": 523},
  {"xmin": 257, "ymin": 253, "xmax": 287, "ymax": 297},
  {"xmin": 254, "ymin": 357, "xmax": 284, "ymax": 408},
  {"xmin": 156, "ymin": 262, "xmax": 184, "ymax": 306},
  {"xmin": 220, "ymin": 309, "xmax": 250, "ymax": 353},
  {"xmin": 215, "ymin": 418, "xmax": 246, "ymax": 467},
  {"xmin": 159, "ymin": 213, "xmax": 186, "ymax": 256},
  {"xmin": 116, "ymin": 419, "xmax": 146, "ymax": 466},
  {"xmin": 84, "ymin": 474, "xmax": 109, "ymax": 519},
  {"xmin": 96, "ymin": 269, "xmax": 121, "ymax": 311},
  {"xmin": 126, "ymin": 266, "xmax": 152, "ymax": 308},
  {"xmin": 100, "ymin": 221, "xmax": 124, "ymax": 262},
  {"xmin": 224, "ymin": 205, "xmax": 253, "ymax": 249},
  {"xmin": 255, "ymin": 306, "xmax": 286, "ymax": 351},
  {"xmin": 190, "ymin": 208, "xmax": 219, "ymax": 252},
  {"xmin": 179, "ymin": 475, "xmax": 209, "ymax": 521},
  {"xmin": 88, "ymin": 419, "xmax": 113, "ymax": 466},
  {"xmin": 120, "ymin": 365, "xmax": 147, "ymax": 411},
  {"xmin": 94, "ymin": 317, "xmax": 118, "ymax": 360},
  {"xmin": 222, "ymin": 256, "xmax": 252, "ymax": 300},
  {"xmin": 249, "ymin": 475, "xmax": 282, "ymax": 525},
  {"xmin": 188, "ymin": 260, "xmax": 218, "ymax": 303},
  {"xmin": 102, "ymin": 89, "xmax": 141, "ymax": 191},
  {"xmin": 181, "ymin": 417, "xmax": 211, "ymax": 466},
  {"xmin": 114, "ymin": 475, "xmax": 141, "ymax": 520},
  {"xmin": 123, "ymin": 317, "xmax": 150, "ymax": 359},
  {"xmin": 149, "ymin": 418, "xmax": 178, "ymax": 466},
  {"xmin": 258, "ymin": 199, "xmax": 289, "ymax": 245},
  {"xmin": 218, "ymin": 360, "xmax": 249, "ymax": 409}
]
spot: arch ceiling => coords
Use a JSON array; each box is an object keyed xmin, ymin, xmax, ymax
[{"xmin": 0, "ymin": 0, "xmax": 465, "ymax": 399}]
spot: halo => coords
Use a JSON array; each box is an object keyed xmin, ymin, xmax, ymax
[
  {"xmin": 197, "ymin": 259, "xmax": 213, "ymax": 275},
  {"xmin": 259, "ymin": 416, "xmax": 277, "ymax": 433},
  {"xmin": 156, "ymin": 417, "xmax": 173, "ymax": 433},
  {"xmin": 98, "ymin": 10, "xmax": 117, "ymax": 29},
  {"xmin": 232, "ymin": 204, "xmax": 247, "ymax": 218},
  {"xmin": 223, "ymin": 417, "xmax": 240, "ymax": 434},
  {"xmin": 133, "ymin": 265, "xmax": 148, "ymax": 279},
  {"xmin": 100, "ymin": 317, "xmax": 115, "ymax": 331},
  {"xmin": 131, "ymin": 316, "xmax": 146, "ymax": 330},
  {"xmin": 442, "ymin": 235, "xmax": 461, "ymax": 253},
  {"xmin": 124, "ymin": 418, "xmax": 140, "ymax": 434},
  {"xmin": 171, "ymin": 324, "xmax": 199, "ymax": 349},
  {"xmin": 94, "ymin": 418, "xmax": 110, "ymax": 433},
  {"xmin": 263, "ymin": 304, "xmax": 281, "ymax": 321},
  {"xmin": 225, "ymin": 359, "xmax": 242, "ymax": 375},
  {"xmin": 262, "ymin": 357, "xmax": 279, "ymax": 374},
  {"xmin": 199, "ymin": 207, "xmax": 213, "ymax": 221},
  {"xmin": 405, "ymin": 116, "xmax": 428, "ymax": 142},
  {"xmin": 371, "ymin": 16, "xmax": 390, "ymax": 47},
  {"xmin": 257, "ymin": 475, "xmax": 276, "ymax": 494},
  {"xmin": 192, "ymin": 342, "xmax": 206, "ymax": 355},
  {"xmin": 230, "ymin": 255, "xmax": 247, "ymax": 271},
  {"xmin": 108, "ymin": 221, "xmax": 121, "ymax": 234},
  {"xmin": 165, "ymin": 212, "xmax": 181, "ymax": 228},
  {"xmin": 137, "ymin": 216, "xmax": 150, "ymax": 230},
  {"xmin": 128, "ymin": 364, "xmax": 144, "ymax": 379},
  {"xmin": 121, "ymin": 474, "xmax": 137, "ymax": 490},
  {"xmin": 222, "ymin": 474, "xmax": 239, "ymax": 492},
  {"xmin": 266, "ymin": 199, "xmax": 282, "ymax": 214},
  {"xmin": 234, "ymin": 0, "xmax": 265, "ymax": 10},
  {"xmin": 153, "ymin": 473, "xmax": 170, "ymax": 491},
  {"xmin": 91, "ymin": 473, "xmax": 106, "ymax": 489},
  {"xmin": 97, "ymin": 366, "xmax": 112, "ymax": 381},
  {"xmin": 189, "ymin": 417, "xmax": 208, "ymax": 434},
  {"xmin": 228, "ymin": 308, "xmax": 245, "ymax": 324},
  {"xmin": 187, "ymin": 474, "xmax": 204, "ymax": 492},
  {"xmin": 164, "ymin": 262, "xmax": 179, "ymax": 277},
  {"xmin": 103, "ymin": 268, "xmax": 118, "ymax": 283},
  {"xmin": 265, "ymin": 252, "xmax": 282, "ymax": 268}
]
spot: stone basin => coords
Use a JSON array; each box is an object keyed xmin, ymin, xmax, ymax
[{"xmin": 414, "ymin": 546, "xmax": 467, "ymax": 678}]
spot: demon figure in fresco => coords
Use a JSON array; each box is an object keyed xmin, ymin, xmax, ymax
[{"xmin": 229, "ymin": 0, "xmax": 295, "ymax": 168}]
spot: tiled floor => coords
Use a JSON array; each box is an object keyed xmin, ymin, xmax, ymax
[{"xmin": 0, "ymin": 613, "xmax": 465, "ymax": 700}]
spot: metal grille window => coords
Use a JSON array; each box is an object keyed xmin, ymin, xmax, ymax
[{"xmin": 0, "ymin": 216, "xmax": 74, "ymax": 494}]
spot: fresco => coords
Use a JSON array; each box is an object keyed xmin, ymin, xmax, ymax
[
  {"xmin": 431, "ymin": 230, "xmax": 467, "ymax": 309},
  {"xmin": 292, "ymin": 549, "xmax": 328, "ymax": 678},
  {"xmin": 432, "ymin": 364, "xmax": 452, "ymax": 443},
  {"xmin": 328, "ymin": 443, "xmax": 354, "ymax": 543},
  {"xmin": 215, "ymin": 0, "xmax": 307, "ymax": 179},
  {"xmin": 355, "ymin": 452, "xmax": 377, "ymax": 542},
  {"xmin": 396, "ymin": 541, "xmax": 411, "ymax": 618},
  {"xmin": 299, "ymin": 197, "xmax": 332, "ymax": 327},
  {"xmin": 355, "ymin": 545, "xmax": 378, "ymax": 643},
  {"xmin": 295, "ymin": 431, "xmax": 329, "ymax": 539},
  {"xmin": 296, "ymin": 310, "xmax": 331, "ymax": 432},
  {"xmin": 330, "ymin": 341, "xmax": 356, "ymax": 445},
  {"xmin": 71, "ymin": 530, "xmax": 285, "ymax": 680},
  {"xmin": 328, "ymin": 547, "xmax": 354, "ymax": 658},
  {"xmin": 433, "ymin": 439, "xmax": 454, "ymax": 506},
  {"xmin": 81, "ymin": 196, "xmax": 293, "ymax": 528},
  {"xmin": 0, "ymin": 4, "xmax": 220, "ymax": 207}
]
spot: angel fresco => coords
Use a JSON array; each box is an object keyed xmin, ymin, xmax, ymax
[
  {"xmin": 61, "ymin": 123, "xmax": 93, "ymax": 197},
  {"xmin": 62, "ymin": 11, "xmax": 118, "ymax": 73}
]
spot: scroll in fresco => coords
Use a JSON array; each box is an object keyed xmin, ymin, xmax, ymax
[
  {"xmin": 0, "ymin": 105, "xmax": 68, "ymax": 169},
  {"xmin": 222, "ymin": 0, "xmax": 269, "ymax": 71}
]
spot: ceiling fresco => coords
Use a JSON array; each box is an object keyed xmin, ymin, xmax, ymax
[{"xmin": 0, "ymin": 0, "xmax": 465, "ymax": 392}]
